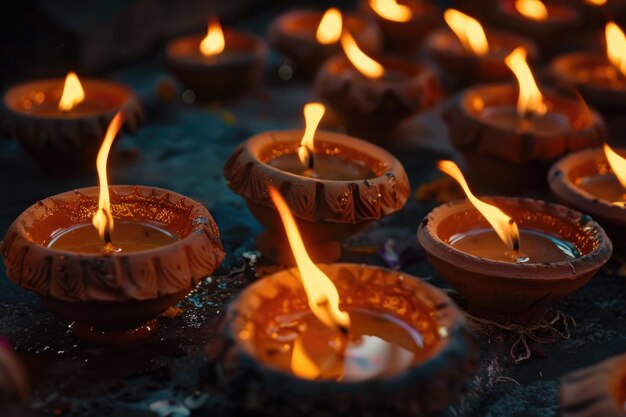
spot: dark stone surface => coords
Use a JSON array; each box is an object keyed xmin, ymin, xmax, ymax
[{"xmin": 1, "ymin": 6, "xmax": 626, "ymax": 417}]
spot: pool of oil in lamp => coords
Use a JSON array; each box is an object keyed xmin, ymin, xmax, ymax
[
  {"xmin": 252, "ymin": 307, "xmax": 429, "ymax": 381},
  {"xmin": 576, "ymin": 173, "xmax": 626, "ymax": 204},
  {"xmin": 571, "ymin": 64, "xmax": 626, "ymax": 90},
  {"xmin": 480, "ymin": 107, "xmax": 570, "ymax": 135},
  {"xmin": 48, "ymin": 220, "xmax": 177, "ymax": 253},
  {"xmin": 269, "ymin": 154, "xmax": 376, "ymax": 181},
  {"xmin": 19, "ymin": 92, "xmax": 119, "ymax": 116},
  {"xmin": 449, "ymin": 228, "xmax": 580, "ymax": 263}
]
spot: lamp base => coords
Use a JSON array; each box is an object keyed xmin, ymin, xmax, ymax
[{"xmin": 70, "ymin": 319, "xmax": 158, "ymax": 346}]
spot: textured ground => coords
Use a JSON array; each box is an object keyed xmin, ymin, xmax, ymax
[{"xmin": 1, "ymin": 8, "xmax": 626, "ymax": 417}]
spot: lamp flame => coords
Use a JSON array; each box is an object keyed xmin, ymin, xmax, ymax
[
  {"xmin": 586, "ymin": 0, "xmax": 607, "ymax": 5},
  {"xmin": 606, "ymin": 22, "xmax": 626, "ymax": 77},
  {"xmin": 443, "ymin": 9, "xmax": 489, "ymax": 56},
  {"xmin": 438, "ymin": 160, "xmax": 520, "ymax": 252},
  {"xmin": 200, "ymin": 19, "xmax": 225, "ymax": 57},
  {"xmin": 298, "ymin": 103, "xmax": 326, "ymax": 170},
  {"xmin": 505, "ymin": 46, "xmax": 546, "ymax": 117},
  {"xmin": 92, "ymin": 112, "xmax": 125, "ymax": 244},
  {"xmin": 316, "ymin": 8, "xmax": 342, "ymax": 44},
  {"xmin": 268, "ymin": 187, "xmax": 350, "ymax": 333},
  {"xmin": 603, "ymin": 144, "xmax": 626, "ymax": 189},
  {"xmin": 515, "ymin": 0, "xmax": 549, "ymax": 20},
  {"xmin": 369, "ymin": 0, "xmax": 413, "ymax": 22},
  {"xmin": 340, "ymin": 31, "xmax": 384, "ymax": 79},
  {"xmin": 58, "ymin": 72, "xmax": 85, "ymax": 112}
]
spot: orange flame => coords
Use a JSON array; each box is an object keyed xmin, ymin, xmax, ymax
[
  {"xmin": 268, "ymin": 187, "xmax": 350, "ymax": 333},
  {"xmin": 200, "ymin": 19, "xmax": 225, "ymax": 57},
  {"xmin": 603, "ymin": 144, "xmax": 626, "ymax": 189},
  {"xmin": 316, "ymin": 8, "xmax": 342, "ymax": 44},
  {"xmin": 298, "ymin": 103, "xmax": 326, "ymax": 168},
  {"xmin": 505, "ymin": 47, "xmax": 546, "ymax": 117},
  {"xmin": 606, "ymin": 22, "xmax": 626, "ymax": 77},
  {"xmin": 341, "ymin": 31, "xmax": 384, "ymax": 79},
  {"xmin": 369, "ymin": 0, "xmax": 413, "ymax": 22},
  {"xmin": 58, "ymin": 72, "xmax": 85, "ymax": 112},
  {"xmin": 515, "ymin": 0, "xmax": 549, "ymax": 20},
  {"xmin": 438, "ymin": 160, "xmax": 520, "ymax": 252},
  {"xmin": 586, "ymin": 0, "xmax": 607, "ymax": 5},
  {"xmin": 92, "ymin": 112, "xmax": 125, "ymax": 243},
  {"xmin": 443, "ymin": 9, "xmax": 489, "ymax": 56}
]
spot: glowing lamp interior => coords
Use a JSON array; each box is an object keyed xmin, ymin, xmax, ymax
[
  {"xmin": 603, "ymin": 144, "xmax": 626, "ymax": 189},
  {"xmin": 586, "ymin": 0, "xmax": 607, "ymax": 5},
  {"xmin": 298, "ymin": 103, "xmax": 326, "ymax": 169},
  {"xmin": 340, "ymin": 31, "xmax": 384, "ymax": 79},
  {"xmin": 268, "ymin": 187, "xmax": 350, "ymax": 333},
  {"xmin": 443, "ymin": 9, "xmax": 489, "ymax": 56},
  {"xmin": 58, "ymin": 72, "xmax": 85, "ymax": 112},
  {"xmin": 369, "ymin": 0, "xmax": 413, "ymax": 22},
  {"xmin": 92, "ymin": 112, "xmax": 125, "ymax": 245},
  {"xmin": 200, "ymin": 19, "xmax": 225, "ymax": 57},
  {"xmin": 505, "ymin": 47, "xmax": 546, "ymax": 117},
  {"xmin": 438, "ymin": 160, "xmax": 520, "ymax": 252},
  {"xmin": 515, "ymin": 0, "xmax": 549, "ymax": 21},
  {"xmin": 606, "ymin": 22, "xmax": 626, "ymax": 77},
  {"xmin": 316, "ymin": 8, "xmax": 342, "ymax": 44}
]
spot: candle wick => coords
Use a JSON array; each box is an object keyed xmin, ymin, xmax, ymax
[{"xmin": 102, "ymin": 209, "xmax": 112, "ymax": 245}]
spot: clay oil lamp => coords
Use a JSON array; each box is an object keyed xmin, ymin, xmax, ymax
[
  {"xmin": 223, "ymin": 102, "xmax": 410, "ymax": 265},
  {"xmin": 360, "ymin": 0, "xmax": 440, "ymax": 53},
  {"xmin": 426, "ymin": 9, "xmax": 539, "ymax": 86},
  {"xmin": 315, "ymin": 30, "xmax": 442, "ymax": 142},
  {"xmin": 166, "ymin": 18, "xmax": 267, "ymax": 100},
  {"xmin": 205, "ymin": 187, "xmax": 478, "ymax": 417},
  {"xmin": 268, "ymin": 8, "xmax": 381, "ymax": 80},
  {"xmin": 571, "ymin": 0, "xmax": 626, "ymax": 29},
  {"xmin": 494, "ymin": 0, "xmax": 581, "ymax": 48},
  {"xmin": 444, "ymin": 46, "xmax": 606, "ymax": 192},
  {"xmin": 1, "ymin": 72, "xmax": 143, "ymax": 176},
  {"xmin": 0, "ymin": 113, "xmax": 224, "ymax": 345},
  {"xmin": 550, "ymin": 21, "xmax": 626, "ymax": 115},
  {"xmin": 549, "ymin": 144, "xmax": 626, "ymax": 250},
  {"xmin": 561, "ymin": 352, "xmax": 626, "ymax": 417},
  {"xmin": 418, "ymin": 161, "xmax": 612, "ymax": 323}
]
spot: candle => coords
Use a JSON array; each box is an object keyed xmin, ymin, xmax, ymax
[
  {"xmin": 166, "ymin": 18, "xmax": 267, "ymax": 100},
  {"xmin": 314, "ymin": 29, "xmax": 441, "ymax": 141},
  {"xmin": 48, "ymin": 220, "xmax": 177, "ymax": 254},
  {"xmin": 1, "ymin": 73, "xmax": 142, "ymax": 175},
  {"xmin": 204, "ymin": 187, "xmax": 477, "ymax": 413},
  {"xmin": 427, "ymin": 10, "xmax": 538, "ymax": 84}
]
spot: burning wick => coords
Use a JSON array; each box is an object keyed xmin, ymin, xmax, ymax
[
  {"xmin": 200, "ymin": 18, "xmax": 225, "ymax": 57},
  {"xmin": 438, "ymin": 160, "xmax": 521, "ymax": 255},
  {"xmin": 603, "ymin": 143, "xmax": 626, "ymax": 206},
  {"xmin": 606, "ymin": 22, "xmax": 626, "ymax": 78},
  {"xmin": 297, "ymin": 103, "xmax": 326, "ymax": 173},
  {"xmin": 505, "ymin": 46, "xmax": 547, "ymax": 121},
  {"xmin": 316, "ymin": 8, "xmax": 342, "ymax": 44},
  {"xmin": 58, "ymin": 72, "xmax": 85, "ymax": 112},
  {"xmin": 268, "ymin": 186, "xmax": 350, "ymax": 335},
  {"xmin": 92, "ymin": 112, "xmax": 125, "ymax": 252}
]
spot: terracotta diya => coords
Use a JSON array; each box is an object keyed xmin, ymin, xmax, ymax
[
  {"xmin": 360, "ymin": 0, "xmax": 440, "ymax": 53},
  {"xmin": 223, "ymin": 103, "xmax": 410, "ymax": 265},
  {"xmin": 426, "ymin": 9, "xmax": 539, "ymax": 86},
  {"xmin": 444, "ymin": 46, "xmax": 606, "ymax": 193},
  {"xmin": 418, "ymin": 161, "xmax": 612, "ymax": 323},
  {"xmin": 549, "ymin": 145, "xmax": 626, "ymax": 250},
  {"xmin": 550, "ymin": 21, "xmax": 626, "ymax": 113},
  {"xmin": 267, "ymin": 8, "xmax": 381, "ymax": 80},
  {"xmin": 0, "ymin": 114, "xmax": 224, "ymax": 345},
  {"xmin": 570, "ymin": 0, "xmax": 626, "ymax": 29},
  {"xmin": 315, "ymin": 30, "xmax": 442, "ymax": 142},
  {"xmin": 494, "ymin": 0, "xmax": 581, "ymax": 48},
  {"xmin": 1, "ymin": 72, "xmax": 143, "ymax": 176},
  {"xmin": 166, "ymin": 18, "xmax": 267, "ymax": 100},
  {"xmin": 205, "ymin": 188, "xmax": 478, "ymax": 417},
  {"xmin": 561, "ymin": 352, "xmax": 626, "ymax": 417}
]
